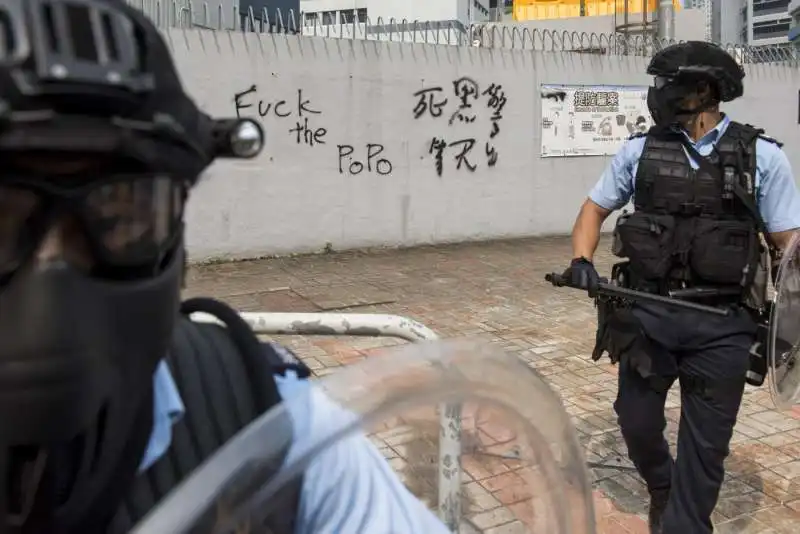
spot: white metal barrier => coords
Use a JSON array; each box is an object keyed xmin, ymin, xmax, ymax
[{"xmin": 191, "ymin": 311, "xmax": 462, "ymax": 532}]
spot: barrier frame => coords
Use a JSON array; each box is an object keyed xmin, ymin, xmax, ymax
[{"xmin": 191, "ymin": 311, "xmax": 462, "ymax": 532}]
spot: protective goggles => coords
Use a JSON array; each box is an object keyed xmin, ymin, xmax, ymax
[
  {"xmin": 0, "ymin": 174, "xmax": 187, "ymax": 277},
  {"xmin": 653, "ymin": 73, "xmax": 711, "ymax": 91},
  {"xmin": 653, "ymin": 76, "xmax": 676, "ymax": 89}
]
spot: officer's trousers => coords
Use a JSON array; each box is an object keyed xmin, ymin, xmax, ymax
[{"xmin": 612, "ymin": 303, "xmax": 757, "ymax": 534}]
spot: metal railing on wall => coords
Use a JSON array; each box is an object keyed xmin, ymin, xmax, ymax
[
  {"xmin": 190, "ymin": 311, "xmax": 462, "ymax": 532},
  {"xmin": 126, "ymin": 0, "xmax": 799, "ymax": 64}
]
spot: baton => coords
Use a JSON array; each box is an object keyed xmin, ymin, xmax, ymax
[{"xmin": 545, "ymin": 273, "xmax": 730, "ymax": 317}]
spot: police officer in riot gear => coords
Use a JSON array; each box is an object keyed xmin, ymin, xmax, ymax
[
  {"xmin": 0, "ymin": 1, "xmax": 449, "ymax": 532},
  {"xmin": 562, "ymin": 42, "xmax": 800, "ymax": 534}
]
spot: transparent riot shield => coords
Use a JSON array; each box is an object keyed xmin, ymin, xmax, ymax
[
  {"xmin": 769, "ymin": 232, "xmax": 800, "ymax": 410},
  {"xmin": 130, "ymin": 340, "xmax": 595, "ymax": 534}
]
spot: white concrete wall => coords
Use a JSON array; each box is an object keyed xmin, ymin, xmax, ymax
[{"xmin": 163, "ymin": 29, "xmax": 800, "ymax": 261}]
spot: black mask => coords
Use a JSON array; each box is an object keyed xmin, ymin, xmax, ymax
[
  {"xmin": 0, "ymin": 246, "xmax": 183, "ymax": 529},
  {"xmin": 646, "ymin": 84, "xmax": 690, "ymax": 127},
  {"xmin": 647, "ymin": 81, "xmax": 717, "ymax": 129}
]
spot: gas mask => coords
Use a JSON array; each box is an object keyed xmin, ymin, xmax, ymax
[
  {"xmin": 0, "ymin": 173, "xmax": 186, "ymax": 531},
  {"xmin": 647, "ymin": 76, "xmax": 715, "ymax": 129},
  {"xmin": 647, "ymin": 79, "xmax": 691, "ymax": 127}
]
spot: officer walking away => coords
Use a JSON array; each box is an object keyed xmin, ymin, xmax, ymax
[
  {"xmin": 0, "ymin": 1, "xmax": 449, "ymax": 532},
  {"xmin": 560, "ymin": 42, "xmax": 800, "ymax": 534}
]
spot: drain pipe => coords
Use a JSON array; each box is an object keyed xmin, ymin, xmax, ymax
[{"xmin": 657, "ymin": 0, "xmax": 675, "ymax": 41}]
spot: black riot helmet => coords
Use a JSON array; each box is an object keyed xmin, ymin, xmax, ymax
[
  {"xmin": 645, "ymin": 41, "xmax": 745, "ymax": 127},
  {"xmin": 0, "ymin": 0, "xmax": 263, "ymax": 531}
]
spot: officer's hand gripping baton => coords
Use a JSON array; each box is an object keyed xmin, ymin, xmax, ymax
[{"xmin": 545, "ymin": 273, "xmax": 730, "ymax": 317}]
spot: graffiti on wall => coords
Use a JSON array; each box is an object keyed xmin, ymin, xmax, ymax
[
  {"xmin": 234, "ymin": 85, "xmax": 393, "ymax": 175},
  {"xmin": 234, "ymin": 85, "xmax": 327, "ymax": 147},
  {"xmin": 337, "ymin": 144, "xmax": 392, "ymax": 176},
  {"xmin": 412, "ymin": 77, "xmax": 507, "ymax": 177}
]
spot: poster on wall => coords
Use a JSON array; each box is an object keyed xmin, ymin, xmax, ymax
[{"xmin": 540, "ymin": 84, "xmax": 653, "ymax": 158}]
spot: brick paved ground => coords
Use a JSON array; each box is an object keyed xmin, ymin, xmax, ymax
[{"xmin": 184, "ymin": 236, "xmax": 800, "ymax": 533}]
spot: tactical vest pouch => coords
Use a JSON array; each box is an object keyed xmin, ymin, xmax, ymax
[
  {"xmin": 591, "ymin": 296, "xmax": 616, "ymax": 362},
  {"xmin": 690, "ymin": 218, "xmax": 759, "ymax": 285},
  {"xmin": 592, "ymin": 262, "xmax": 634, "ymax": 362},
  {"xmin": 614, "ymin": 211, "xmax": 676, "ymax": 279},
  {"xmin": 743, "ymin": 239, "xmax": 769, "ymax": 311},
  {"xmin": 611, "ymin": 211, "xmax": 630, "ymax": 257}
]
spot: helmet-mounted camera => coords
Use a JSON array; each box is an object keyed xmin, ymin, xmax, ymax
[{"xmin": 0, "ymin": 0, "xmax": 265, "ymax": 177}]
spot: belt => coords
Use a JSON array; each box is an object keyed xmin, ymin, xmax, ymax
[
  {"xmin": 631, "ymin": 282, "xmax": 742, "ymax": 307},
  {"xmin": 621, "ymin": 263, "xmax": 742, "ymax": 306}
]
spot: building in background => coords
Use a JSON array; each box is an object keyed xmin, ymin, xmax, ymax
[
  {"xmin": 710, "ymin": 0, "xmax": 743, "ymax": 43},
  {"xmin": 299, "ymin": 0, "xmax": 493, "ymax": 27},
  {"xmin": 510, "ymin": 0, "xmax": 681, "ymax": 21},
  {"xmin": 698, "ymin": 0, "xmax": 795, "ymax": 47},
  {"xmin": 124, "ymin": 0, "xmax": 283, "ymax": 30},
  {"xmin": 683, "ymin": 0, "xmax": 795, "ymax": 46},
  {"xmin": 494, "ymin": 0, "xmax": 706, "ymax": 42},
  {"xmin": 297, "ymin": 0, "xmax": 495, "ymax": 42},
  {"xmin": 745, "ymin": 0, "xmax": 793, "ymax": 45},
  {"xmin": 241, "ymin": 0, "xmax": 301, "ymax": 30},
  {"xmin": 790, "ymin": 0, "xmax": 800, "ymax": 47},
  {"xmin": 127, "ymin": 0, "xmax": 796, "ymax": 60},
  {"xmin": 509, "ymin": 0, "xmax": 795, "ymax": 46}
]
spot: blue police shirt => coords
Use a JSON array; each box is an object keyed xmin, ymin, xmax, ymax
[
  {"xmin": 140, "ymin": 360, "xmax": 449, "ymax": 533},
  {"xmin": 589, "ymin": 114, "xmax": 800, "ymax": 233}
]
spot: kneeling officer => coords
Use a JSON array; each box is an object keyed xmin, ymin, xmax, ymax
[{"xmin": 562, "ymin": 42, "xmax": 800, "ymax": 533}]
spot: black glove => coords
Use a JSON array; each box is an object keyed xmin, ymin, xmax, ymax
[{"xmin": 562, "ymin": 257, "xmax": 600, "ymax": 291}]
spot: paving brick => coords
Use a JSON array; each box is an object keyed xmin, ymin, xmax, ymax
[{"xmin": 185, "ymin": 235, "xmax": 800, "ymax": 533}]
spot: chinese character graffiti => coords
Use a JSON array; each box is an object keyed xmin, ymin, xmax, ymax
[
  {"xmin": 482, "ymin": 83, "xmax": 507, "ymax": 139},
  {"xmin": 412, "ymin": 87, "xmax": 448, "ymax": 119},
  {"xmin": 448, "ymin": 77, "xmax": 480, "ymax": 125},
  {"xmin": 412, "ymin": 77, "xmax": 508, "ymax": 177}
]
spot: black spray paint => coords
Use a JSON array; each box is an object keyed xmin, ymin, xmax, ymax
[{"xmin": 413, "ymin": 77, "xmax": 508, "ymax": 176}]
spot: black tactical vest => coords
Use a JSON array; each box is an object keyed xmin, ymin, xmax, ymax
[
  {"xmin": 614, "ymin": 121, "xmax": 777, "ymax": 294},
  {"xmin": 107, "ymin": 298, "xmax": 310, "ymax": 533}
]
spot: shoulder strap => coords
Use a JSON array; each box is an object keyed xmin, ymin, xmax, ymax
[
  {"xmin": 181, "ymin": 297, "xmax": 283, "ymax": 411},
  {"xmin": 757, "ymin": 132, "xmax": 783, "ymax": 147},
  {"xmin": 724, "ymin": 122, "xmax": 763, "ymax": 153},
  {"xmin": 263, "ymin": 342, "xmax": 312, "ymax": 379},
  {"xmin": 727, "ymin": 120, "xmax": 783, "ymax": 148},
  {"xmin": 678, "ymin": 136, "xmax": 778, "ymax": 251},
  {"xmin": 112, "ymin": 299, "xmax": 305, "ymax": 534}
]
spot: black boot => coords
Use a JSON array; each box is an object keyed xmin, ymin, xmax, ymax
[{"xmin": 648, "ymin": 488, "xmax": 670, "ymax": 534}]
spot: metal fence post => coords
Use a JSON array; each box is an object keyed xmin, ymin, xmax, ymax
[{"xmin": 191, "ymin": 311, "xmax": 462, "ymax": 532}]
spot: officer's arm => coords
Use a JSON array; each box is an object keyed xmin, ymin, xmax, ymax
[
  {"xmin": 274, "ymin": 372, "xmax": 451, "ymax": 533},
  {"xmin": 757, "ymin": 142, "xmax": 800, "ymax": 251},
  {"xmin": 572, "ymin": 139, "xmax": 640, "ymax": 260},
  {"xmin": 572, "ymin": 200, "xmax": 613, "ymax": 261}
]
